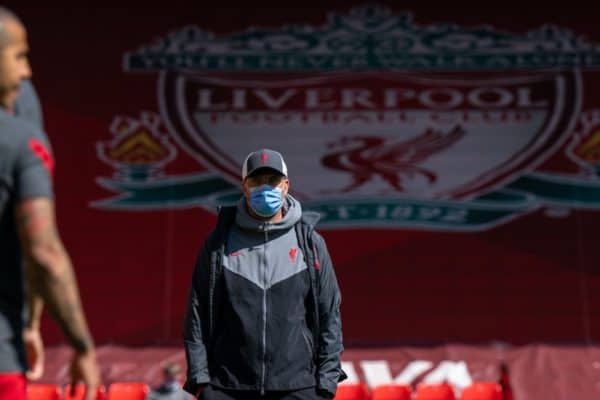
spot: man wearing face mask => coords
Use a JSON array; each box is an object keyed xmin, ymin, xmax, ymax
[{"xmin": 183, "ymin": 149, "xmax": 346, "ymax": 400}]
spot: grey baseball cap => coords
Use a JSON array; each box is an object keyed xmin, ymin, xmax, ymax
[{"xmin": 242, "ymin": 149, "xmax": 288, "ymax": 179}]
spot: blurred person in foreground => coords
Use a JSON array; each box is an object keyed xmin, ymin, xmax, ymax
[
  {"xmin": 0, "ymin": 7, "xmax": 100, "ymax": 400},
  {"xmin": 147, "ymin": 363, "xmax": 192, "ymax": 400},
  {"xmin": 12, "ymin": 16, "xmax": 52, "ymax": 387},
  {"xmin": 183, "ymin": 149, "xmax": 346, "ymax": 400}
]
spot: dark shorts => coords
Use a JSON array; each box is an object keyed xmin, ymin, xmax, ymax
[
  {"xmin": 202, "ymin": 386, "xmax": 324, "ymax": 400},
  {"xmin": 0, "ymin": 373, "xmax": 26, "ymax": 400}
]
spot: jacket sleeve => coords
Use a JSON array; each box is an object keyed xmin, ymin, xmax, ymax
[
  {"xmin": 183, "ymin": 241, "xmax": 212, "ymax": 395},
  {"xmin": 313, "ymin": 232, "xmax": 347, "ymax": 397}
]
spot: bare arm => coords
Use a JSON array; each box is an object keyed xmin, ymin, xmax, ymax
[
  {"xmin": 26, "ymin": 292, "xmax": 44, "ymax": 331},
  {"xmin": 15, "ymin": 197, "xmax": 94, "ymax": 353}
]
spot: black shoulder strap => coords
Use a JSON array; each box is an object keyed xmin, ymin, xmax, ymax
[
  {"xmin": 214, "ymin": 205, "xmax": 237, "ymax": 242},
  {"xmin": 211, "ymin": 205, "xmax": 237, "ymax": 276},
  {"xmin": 295, "ymin": 219, "xmax": 320, "ymax": 281},
  {"xmin": 295, "ymin": 215, "xmax": 321, "ymax": 355},
  {"xmin": 208, "ymin": 205, "xmax": 237, "ymax": 340}
]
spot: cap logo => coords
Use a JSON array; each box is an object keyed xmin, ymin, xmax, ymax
[{"xmin": 261, "ymin": 152, "xmax": 268, "ymax": 165}]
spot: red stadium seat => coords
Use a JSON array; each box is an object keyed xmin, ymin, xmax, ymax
[
  {"xmin": 63, "ymin": 383, "xmax": 107, "ymax": 400},
  {"xmin": 106, "ymin": 382, "xmax": 149, "ymax": 400},
  {"xmin": 415, "ymin": 382, "xmax": 456, "ymax": 400},
  {"xmin": 27, "ymin": 384, "xmax": 61, "ymax": 400},
  {"xmin": 371, "ymin": 384, "xmax": 412, "ymax": 400},
  {"xmin": 460, "ymin": 382, "xmax": 502, "ymax": 400},
  {"xmin": 334, "ymin": 383, "xmax": 370, "ymax": 400}
]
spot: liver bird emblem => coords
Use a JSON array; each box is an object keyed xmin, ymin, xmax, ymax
[{"xmin": 321, "ymin": 125, "xmax": 465, "ymax": 193}]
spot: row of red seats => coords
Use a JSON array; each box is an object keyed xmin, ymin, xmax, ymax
[
  {"xmin": 27, "ymin": 382, "xmax": 148, "ymax": 400},
  {"xmin": 336, "ymin": 382, "xmax": 503, "ymax": 400},
  {"xmin": 28, "ymin": 382, "xmax": 503, "ymax": 400}
]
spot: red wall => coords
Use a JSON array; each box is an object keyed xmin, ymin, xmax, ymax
[{"xmin": 7, "ymin": 2, "xmax": 600, "ymax": 347}]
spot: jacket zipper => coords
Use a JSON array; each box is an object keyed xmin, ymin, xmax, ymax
[{"xmin": 260, "ymin": 226, "xmax": 269, "ymax": 395}]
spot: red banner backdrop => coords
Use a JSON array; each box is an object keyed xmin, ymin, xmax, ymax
[{"xmin": 7, "ymin": 2, "xmax": 600, "ymax": 398}]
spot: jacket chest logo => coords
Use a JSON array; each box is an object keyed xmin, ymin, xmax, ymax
[{"xmin": 289, "ymin": 248, "xmax": 298, "ymax": 262}]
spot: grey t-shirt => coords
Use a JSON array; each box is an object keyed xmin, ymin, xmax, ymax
[{"xmin": 0, "ymin": 109, "xmax": 53, "ymax": 372}]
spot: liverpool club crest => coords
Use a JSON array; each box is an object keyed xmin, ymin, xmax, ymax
[{"xmin": 94, "ymin": 5, "xmax": 600, "ymax": 230}]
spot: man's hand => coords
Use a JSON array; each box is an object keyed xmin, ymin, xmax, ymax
[
  {"xmin": 23, "ymin": 328, "xmax": 44, "ymax": 380},
  {"xmin": 69, "ymin": 350, "xmax": 101, "ymax": 400}
]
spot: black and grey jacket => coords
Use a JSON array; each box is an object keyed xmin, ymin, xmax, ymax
[{"xmin": 183, "ymin": 196, "xmax": 345, "ymax": 397}]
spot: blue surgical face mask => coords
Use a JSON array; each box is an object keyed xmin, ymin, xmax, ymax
[{"xmin": 249, "ymin": 184, "xmax": 283, "ymax": 217}]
